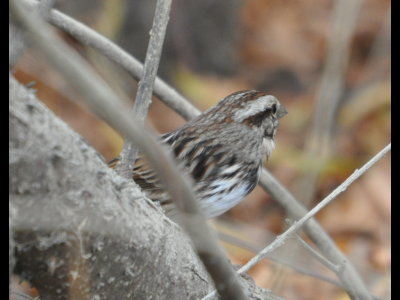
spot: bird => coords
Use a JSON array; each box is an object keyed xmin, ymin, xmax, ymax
[{"xmin": 109, "ymin": 90, "xmax": 287, "ymax": 218}]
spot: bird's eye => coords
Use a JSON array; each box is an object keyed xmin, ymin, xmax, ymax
[{"xmin": 271, "ymin": 104, "xmax": 277, "ymax": 116}]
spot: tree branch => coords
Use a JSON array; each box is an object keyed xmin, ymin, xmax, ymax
[
  {"xmin": 238, "ymin": 144, "xmax": 390, "ymax": 299},
  {"xmin": 293, "ymin": 234, "xmax": 341, "ymax": 273},
  {"xmin": 118, "ymin": 0, "xmax": 172, "ymax": 177}
]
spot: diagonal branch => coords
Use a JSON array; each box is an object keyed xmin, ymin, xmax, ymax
[
  {"xmin": 239, "ymin": 144, "xmax": 390, "ymax": 289},
  {"xmin": 117, "ymin": 0, "xmax": 172, "ymax": 178},
  {"xmin": 294, "ymin": 233, "xmax": 341, "ymax": 273}
]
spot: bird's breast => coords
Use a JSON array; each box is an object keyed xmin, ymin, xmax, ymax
[
  {"xmin": 262, "ymin": 137, "xmax": 276, "ymax": 159},
  {"xmin": 196, "ymin": 165, "xmax": 261, "ymax": 218}
]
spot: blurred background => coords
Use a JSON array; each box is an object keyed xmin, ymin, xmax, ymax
[{"xmin": 12, "ymin": 0, "xmax": 390, "ymax": 299}]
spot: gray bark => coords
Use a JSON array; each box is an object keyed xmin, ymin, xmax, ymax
[{"xmin": 9, "ymin": 75, "xmax": 282, "ymax": 300}]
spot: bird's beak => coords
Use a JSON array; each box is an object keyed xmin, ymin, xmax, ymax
[{"xmin": 276, "ymin": 105, "xmax": 288, "ymax": 119}]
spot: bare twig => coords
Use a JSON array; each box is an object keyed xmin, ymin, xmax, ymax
[
  {"xmin": 294, "ymin": 234, "xmax": 341, "ymax": 273},
  {"xmin": 259, "ymin": 171, "xmax": 371, "ymax": 300},
  {"xmin": 117, "ymin": 0, "xmax": 172, "ymax": 177},
  {"xmin": 133, "ymin": 0, "xmax": 171, "ymax": 121},
  {"xmin": 10, "ymin": 1, "xmax": 248, "ymax": 299},
  {"xmin": 205, "ymin": 143, "xmax": 390, "ymax": 300},
  {"xmin": 218, "ymin": 231, "xmax": 344, "ymax": 289},
  {"xmin": 241, "ymin": 144, "xmax": 390, "ymax": 285}
]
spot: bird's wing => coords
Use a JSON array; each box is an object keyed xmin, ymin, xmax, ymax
[
  {"xmin": 107, "ymin": 132, "xmax": 178, "ymax": 201},
  {"xmin": 132, "ymin": 155, "xmax": 164, "ymax": 193}
]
